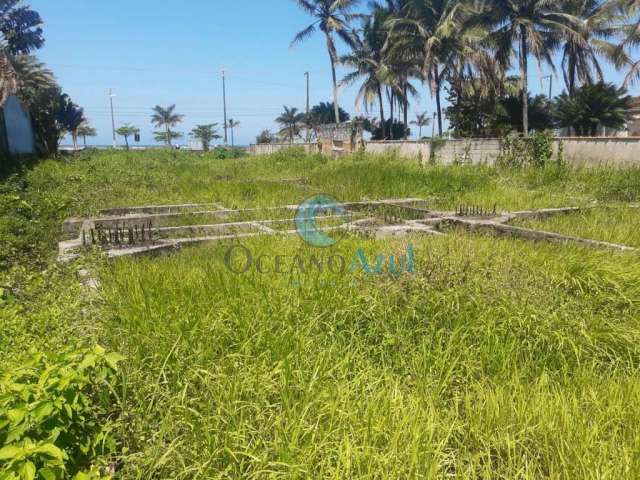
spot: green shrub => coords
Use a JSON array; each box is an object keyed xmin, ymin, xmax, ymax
[
  {"xmin": 210, "ymin": 146, "xmax": 244, "ymax": 159},
  {"xmin": 0, "ymin": 346, "xmax": 123, "ymax": 479},
  {"xmin": 429, "ymin": 136, "xmax": 447, "ymax": 164},
  {"xmin": 497, "ymin": 130, "xmax": 555, "ymax": 168}
]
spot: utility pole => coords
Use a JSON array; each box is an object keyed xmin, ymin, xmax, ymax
[
  {"xmin": 541, "ymin": 75, "xmax": 553, "ymax": 100},
  {"xmin": 109, "ymin": 89, "xmax": 116, "ymax": 148},
  {"xmin": 305, "ymin": 72, "xmax": 310, "ymax": 142},
  {"xmin": 222, "ymin": 67, "xmax": 228, "ymax": 144},
  {"xmin": 305, "ymin": 72, "xmax": 310, "ymax": 115}
]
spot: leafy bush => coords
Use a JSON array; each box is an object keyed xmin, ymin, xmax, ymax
[
  {"xmin": 210, "ymin": 146, "xmax": 244, "ymax": 159},
  {"xmin": 429, "ymin": 136, "xmax": 447, "ymax": 164},
  {"xmin": 0, "ymin": 346, "xmax": 123, "ymax": 479},
  {"xmin": 497, "ymin": 130, "xmax": 556, "ymax": 168}
]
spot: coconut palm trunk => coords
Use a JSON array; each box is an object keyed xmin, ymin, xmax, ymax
[
  {"xmin": 377, "ymin": 85, "xmax": 387, "ymax": 139},
  {"xmin": 326, "ymin": 34, "xmax": 341, "ymax": 125},
  {"xmin": 389, "ymin": 88, "xmax": 394, "ymax": 127},
  {"xmin": 520, "ymin": 25, "xmax": 529, "ymax": 136},
  {"xmin": 434, "ymin": 67, "xmax": 443, "ymax": 136},
  {"xmin": 403, "ymin": 82, "xmax": 409, "ymax": 140}
]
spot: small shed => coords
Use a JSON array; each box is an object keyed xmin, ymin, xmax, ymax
[
  {"xmin": 0, "ymin": 94, "xmax": 35, "ymax": 156},
  {"xmin": 315, "ymin": 122, "xmax": 364, "ymax": 156},
  {"xmin": 0, "ymin": 54, "xmax": 35, "ymax": 156}
]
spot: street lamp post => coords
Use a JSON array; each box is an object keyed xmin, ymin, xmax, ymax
[
  {"xmin": 541, "ymin": 75, "xmax": 553, "ymax": 100},
  {"xmin": 109, "ymin": 89, "xmax": 117, "ymax": 148}
]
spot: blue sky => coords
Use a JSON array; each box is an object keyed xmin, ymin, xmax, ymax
[{"xmin": 30, "ymin": 0, "xmax": 638, "ymax": 146}]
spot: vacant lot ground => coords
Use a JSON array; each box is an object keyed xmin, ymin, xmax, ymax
[{"xmin": 2, "ymin": 149, "xmax": 640, "ymax": 478}]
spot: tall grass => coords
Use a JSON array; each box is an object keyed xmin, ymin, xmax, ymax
[
  {"xmin": 97, "ymin": 233, "xmax": 640, "ymax": 478},
  {"xmin": 3, "ymin": 150, "xmax": 640, "ymax": 478},
  {"xmin": 513, "ymin": 206, "xmax": 640, "ymax": 247}
]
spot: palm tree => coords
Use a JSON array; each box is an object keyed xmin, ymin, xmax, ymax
[
  {"xmin": 9, "ymin": 54, "xmax": 56, "ymax": 108},
  {"xmin": 227, "ymin": 118, "xmax": 240, "ymax": 148},
  {"xmin": 291, "ymin": 0, "xmax": 360, "ymax": 125},
  {"xmin": 411, "ymin": 112, "xmax": 431, "ymax": 138},
  {"xmin": 276, "ymin": 106, "xmax": 305, "ymax": 143},
  {"xmin": 151, "ymin": 104, "xmax": 184, "ymax": 146},
  {"xmin": 553, "ymin": 82, "xmax": 631, "ymax": 136},
  {"xmin": 0, "ymin": 0, "xmax": 44, "ymax": 55},
  {"xmin": 76, "ymin": 123, "xmax": 97, "ymax": 148},
  {"xmin": 620, "ymin": 1, "xmax": 640, "ymax": 87},
  {"xmin": 9, "ymin": 55, "xmax": 59, "ymax": 154},
  {"xmin": 153, "ymin": 131, "xmax": 182, "ymax": 145},
  {"xmin": 190, "ymin": 124, "xmax": 221, "ymax": 151},
  {"xmin": 306, "ymin": 101, "xmax": 350, "ymax": 125},
  {"xmin": 560, "ymin": 0, "xmax": 627, "ymax": 96},
  {"xmin": 341, "ymin": 8, "xmax": 389, "ymax": 138},
  {"xmin": 56, "ymin": 94, "xmax": 85, "ymax": 149},
  {"xmin": 480, "ymin": 0, "xmax": 582, "ymax": 135},
  {"xmin": 116, "ymin": 123, "xmax": 140, "ymax": 150},
  {"xmin": 385, "ymin": 0, "xmax": 466, "ymax": 137},
  {"xmin": 383, "ymin": 54, "xmax": 420, "ymax": 139},
  {"xmin": 256, "ymin": 129, "xmax": 275, "ymax": 144}
]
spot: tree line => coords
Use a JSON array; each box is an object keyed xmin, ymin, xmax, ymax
[{"xmin": 285, "ymin": 0, "xmax": 640, "ymax": 139}]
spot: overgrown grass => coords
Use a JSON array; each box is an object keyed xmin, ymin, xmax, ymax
[
  {"xmin": 98, "ymin": 235, "xmax": 640, "ymax": 478},
  {"xmin": 513, "ymin": 206, "xmax": 640, "ymax": 247},
  {"xmin": 2, "ymin": 149, "xmax": 640, "ymax": 478}
]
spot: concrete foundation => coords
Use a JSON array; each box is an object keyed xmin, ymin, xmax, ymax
[{"xmin": 58, "ymin": 200, "xmax": 637, "ymax": 263}]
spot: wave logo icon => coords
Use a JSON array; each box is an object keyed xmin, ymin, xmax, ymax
[{"xmin": 295, "ymin": 194, "xmax": 346, "ymax": 247}]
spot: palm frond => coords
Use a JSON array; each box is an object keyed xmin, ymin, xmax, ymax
[{"xmin": 291, "ymin": 23, "xmax": 318, "ymax": 48}]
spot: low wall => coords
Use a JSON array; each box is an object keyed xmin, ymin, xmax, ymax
[
  {"xmin": 251, "ymin": 138, "xmax": 640, "ymax": 168},
  {"xmin": 365, "ymin": 139, "xmax": 502, "ymax": 165},
  {"xmin": 365, "ymin": 141, "xmax": 431, "ymax": 161},
  {"xmin": 366, "ymin": 138, "xmax": 640, "ymax": 168},
  {"xmin": 557, "ymin": 138, "xmax": 640, "ymax": 167},
  {"xmin": 249, "ymin": 143, "xmax": 317, "ymax": 155}
]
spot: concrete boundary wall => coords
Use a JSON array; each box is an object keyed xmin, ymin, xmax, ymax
[
  {"xmin": 365, "ymin": 139, "xmax": 501, "ymax": 165},
  {"xmin": 249, "ymin": 143, "xmax": 317, "ymax": 155},
  {"xmin": 556, "ymin": 138, "xmax": 640, "ymax": 167},
  {"xmin": 365, "ymin": 138, "xmax": 640, "ymax": 168},
  {"xmin": 249, "ymin": 138, "xmax": 640, "ymax": 168}
]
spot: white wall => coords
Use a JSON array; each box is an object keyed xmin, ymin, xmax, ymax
[
  {"xmin": 365, "ymin": 138, "xmax": 640, "ymax": 168},
  {"xmin": 249, "ymin": 143, "xmax": 317, "ymax": 155},
  {"xmin": 251, "ymin": 137, "xmax": 640, "ymax": 168},
  {"xmin": 2, "ymin": 96, "xmax": 35, "ymax": 155},
  {"xmin": 365, "ymin": 141, "xmax": 432, "ymax": 161},
  {"xmin": 365, "ymin": 139, "xmax": 501, "ymax": 165},
  {"xmin": 557, "ymin": 138, "xmax": 640, "ymax": 168}
]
